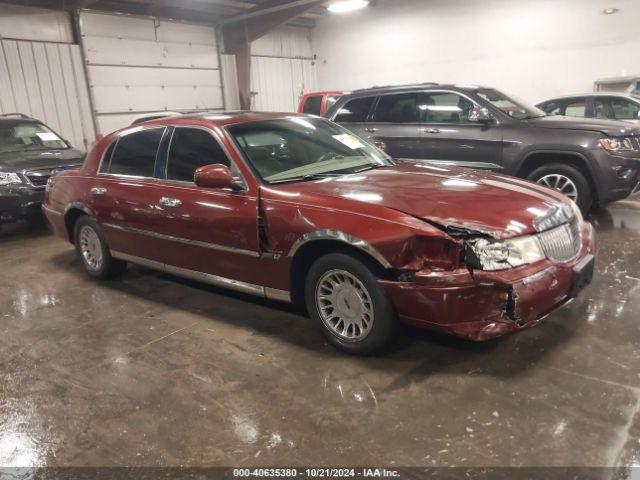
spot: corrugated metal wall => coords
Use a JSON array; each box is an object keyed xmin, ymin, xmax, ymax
[
  {"xmin": 221, "ymin": 26, "xmax": 318, "ymax": 112},
  {"xmin": 251, "ymin": 57, "xmax": 317, "ymax": 112},
  {"xmin": 0, "ymin": 39, "xmax": 95, "ymax": 150},
  {"xmin": 80, "ymin": 11, "xmax": 225, "ymax": 135}
]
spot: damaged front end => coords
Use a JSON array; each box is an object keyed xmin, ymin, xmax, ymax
[{"xmin": 379, "ymin": 213, "xmax": 595, "ymax": 341}]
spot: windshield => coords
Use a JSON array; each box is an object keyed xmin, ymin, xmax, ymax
[
  {"xmin": 476, "ymin": 88, "xmax": 546, "ymax": 120},
  {"xmin": 228, "ymin": 117, "xmax": 394, "ymax": 184},
  {"xmin": 0, "ymin": 122, "xmax": 68, "ymax": 153}
]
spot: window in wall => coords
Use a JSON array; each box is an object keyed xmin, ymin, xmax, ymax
[
  {"xmin": 166, "ymin": 128, "xmax": 231, "ymax": 182},
  {"xmin": 373, "ymin": 93, "xmax": 420, "ymax": 123},
  {"xmin": 419, "ymin": 92, "xmax": 475, "ymax": 123},
  {"xmin": 334, "ymin": 96, "xmax": 375, "ymax": 123},
  {"xmin": 107, "ymin": 128, "xmax": 164, "ymax": 177}
]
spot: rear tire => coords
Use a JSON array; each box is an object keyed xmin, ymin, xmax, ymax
[
  {"xmin": 73, "ymin": 216, "xmax": 126, "ymax": 279},
  {"xmin": 305, "ymin": 253, "xmax": 396, "ymax": 355},
  {"xmin": 527, "ymin": 163, "xmax": 593, "ymax": 213}
]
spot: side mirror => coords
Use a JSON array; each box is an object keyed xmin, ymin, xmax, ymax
[
  {"xmin": 469, "ymin": 106, "xmax": 494, "ymax": 124},
  {"xmin": 194, "ymin": 164, "xmax": 241, "ymax": 190}
]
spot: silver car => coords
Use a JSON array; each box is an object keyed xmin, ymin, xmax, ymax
[{"xmin": 537, "ymin": 93, "xmax": 640, "ymax": 125}]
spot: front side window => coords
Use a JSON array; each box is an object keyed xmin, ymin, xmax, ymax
[
  {"xmin": 475, "ymin": 88, "xmax": 545, "ymax": 120},
  {"xmin": 419, "ymin": 92, "xmax": 475, "ymax": 123},
  {"xmin": 105, "ymin": 128, "xmax": 164, "ymax": 177},
  {"xmin": 333, "ymin": 96, "xmax": 375, "ymax": 123},
  {"xmin": 228, "ymin": 117, "xmax": 393, "ymax": 184},
  {"xmin": 302, "ymin": 96, "xmax": 323, "ymax": 115},
  {"xmin": 373, "ymin": 93, "xmax": 420, "ymax": 123},
  {"xmin": 0, "ymin": 121, "xmax": 67, "ymax": 153},
  {"xmin": 166, "ymin": 128, "xmax": 230, "ymax": 182},
  {"xmin": 595, "ymin": 98, "xmax": 640, "ymax": 120},
  {"xmin": 563, "ymin": 99, "xmax": 587, "ymax": 117}
]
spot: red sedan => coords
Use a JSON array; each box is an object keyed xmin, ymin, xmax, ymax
[{"xmin": 43, "ymin": 112, "xmax": 595, "ymax": 354}]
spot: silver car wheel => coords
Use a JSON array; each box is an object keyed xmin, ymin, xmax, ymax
[
  {"xmin": 316, "ymin": 269, "xmax": 374, "ymax": 342},
  {"xmin": 79, "ymin": 225, "xmax": 103, "ymax": 271},
  {"xmin": 536, "ymin": 174, "xmax": 579, "ymax": 201}
]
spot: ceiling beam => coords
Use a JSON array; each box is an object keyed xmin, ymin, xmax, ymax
[{"xmin": 221, "ymin": 0, "xmax": 323, "ymax": 24}]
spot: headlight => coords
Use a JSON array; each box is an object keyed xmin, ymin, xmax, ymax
[
  {"xmin": 0, "ymin": 172, "xmax": 22, "ymax": 186},
  {"xmin": 466, "ymin": 235, "xmax": 545, "ymax": 271},
  {"xmin": 600, "ymin": 137, "xmax": 637, "ymax": 152}
]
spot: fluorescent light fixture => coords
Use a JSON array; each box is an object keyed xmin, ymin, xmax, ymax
[
  {"xmin": 602, "ymin": 7, "xmax": 619, "ymax": 14},
  {"xmin": 327, "ymin": 0, "xmax": 369, "ymax": 14}
]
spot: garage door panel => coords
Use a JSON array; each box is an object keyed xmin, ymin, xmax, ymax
[
  {"xmin": 83, "ymin": 36, "xmax": 219, "ymax": 69},
  {"xmin": 91, "ymin": 85, "xmax": 223, "ymax": 113},
  {"xmin": 81, "ymin": 11, "xmax": 223, "ymax": 135},
  {"xmin": 44, "ymin": 43, "xmax": 75, "ymax": 141},
  {"xmin": 80, "ymin": 12, "xmax": 216, "ymax": 46},
  {"xmin": 250, "ymin": 56, "xmax": 317, "ymax": 112}
]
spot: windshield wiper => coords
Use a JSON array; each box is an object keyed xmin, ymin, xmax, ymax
[
  {"xmin": 352, "ymin": 164, "xmax": 391, "ymax": 173},
  {"xmin": 268, "ymin": 173, "xmax": 342, "ymax": 185}
]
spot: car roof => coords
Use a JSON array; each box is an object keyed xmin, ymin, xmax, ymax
[
  {"xmin": 338, "ymin": 83, "xmax": 491, "ymax": 98},
  {"xmin": 121, "ymin": 111, "xmax": 314, "ymax": 129},
  {"xmin": 539, "ymin": 92, "xmax": 640, "ymax": 102}
]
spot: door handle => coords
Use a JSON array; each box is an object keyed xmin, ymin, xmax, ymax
[
  {"xmin": 364, "ymin": 127, "xmax": 378, "ymax": 133},
  {"xmin": 424, "ymin": 128, "xmax": 441, "ymax": 134},
  {"xmin": 90, "ymin": 187, "xmax": 107, "ymax": 195},
  {"xmin": 159, "ymin": 197, "xmax": 182, "ymax": 207}
]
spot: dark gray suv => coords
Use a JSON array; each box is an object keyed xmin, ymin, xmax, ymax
[
  {"xmin": 0, "ymin": 114, "xmax": 84, "ymax": 227},
  {"xmin": 325, "ymin": 83, "xmax": 640, "ymax": 213}
]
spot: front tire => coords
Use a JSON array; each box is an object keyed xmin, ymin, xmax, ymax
[
  {"xmin": 73, "ymin": 216, "xmax": 126, "ymax": 279},
  {"xmin": 305, "ymin": 253, "xmax": 397, "ymax": 355},
  {"xmin": 527, "ymin": 163, "xmax": 593, "ymax": 213}
]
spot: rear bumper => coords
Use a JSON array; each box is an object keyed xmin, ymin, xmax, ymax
[
  {"xmin": 380, "ymin": 222, "xmax": 596, "ymax": 341},
  {"xmin": 0, "ymin": 186, "xmax": 44, "ymax": 223}
]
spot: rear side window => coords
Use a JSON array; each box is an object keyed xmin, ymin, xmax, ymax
[
  {"xmin": 302, "ymin": 95, "xmax": 323, "ymax": 115},
  {"xmin": 419, "ymin": 92, "xmax": 475, "ymax": 123},
  {"xmin": 373, "ymin": 93, "xmax": 420, "ymax": 123},
  {"xmin": 595, "ymin": 97, "xmax": 640, "ymax": 120},
  {"xmin": 326, "ymin": 95, "xmax": 341, "ymax": 111},
  {"xmin": 166, "ymin": 128, "xmax": 230, "ymax": 182},
  {"xmin": 106, "ymin": 128, "xmax": 164, "ymax": 177},
  {"xmin": 334, "ymin": 96, "xmax": 375, "ymax": 123}
]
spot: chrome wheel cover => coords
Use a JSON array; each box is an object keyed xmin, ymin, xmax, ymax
[
  {"xmin": 315, "ymin": 269, "xmax": 374, "ymax": 342},
  {"xmin": 79, "ymin": 225, "xmax": 103, "ymax": 271},
  {"xmin": 536, "ymin": 174, "xmax": 579, "ymax": 201}
]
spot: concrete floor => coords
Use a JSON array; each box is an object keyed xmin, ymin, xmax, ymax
[{"xmin": 1, "ymin": 195, "xmax": 640, "ymax": 471}]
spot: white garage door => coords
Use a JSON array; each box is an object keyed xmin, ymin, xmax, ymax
[
  {"xmin": 0, "ymin": 39, "xmax": 95, "ymax": 151},
  {"xmin": 80, "ymin": 11, "xmax": 225, "ymax": 135}
]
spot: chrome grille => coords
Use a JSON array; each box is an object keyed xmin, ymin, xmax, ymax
[
  {"xmin": 537, "ymin": 216, "xmax": 582, "ymax": 263},
  {"xmin": 24, "ymin": 165, "xmax": 78, "ymax": 188}
]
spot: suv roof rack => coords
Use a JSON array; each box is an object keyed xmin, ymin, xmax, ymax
[
  {"xmin": 0, "ymin": 113, "xmax": 33, "ymax": 120},
  {"xmin": 352, "ymin": 82, "xmax": 439, "ymax": 93}
]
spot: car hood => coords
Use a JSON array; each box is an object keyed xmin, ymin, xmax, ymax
[
  {"xmin": 526, "ymin": 115, "xmax": 640, "ymax": 137},
  {"xmin": 273, "ymin": 162, "xmax": 573, "ymax": 239},
  {"xmin": 0, "ymin": 148, "xmax": 85, "ymax": 172}
]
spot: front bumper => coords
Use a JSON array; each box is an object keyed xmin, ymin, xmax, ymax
[
  {"xmin": 593, "ymin": 150, "xmax": 640, "ymax": 204},
  {"xmin": 380, "ymin": 221, "xmax": 596, "ymax": 341},
  {"xmin": 0, "ymin": 185, "xmax": 44, "ymax": 224}
]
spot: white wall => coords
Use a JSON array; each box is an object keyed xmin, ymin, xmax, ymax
[
  {"xmin": 0, "ymin": 3, "xmax": 72, "ymax": 43},
  {"xmin": 312, "ymin": 0, "xmax": 640, "ymax": 104}
]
